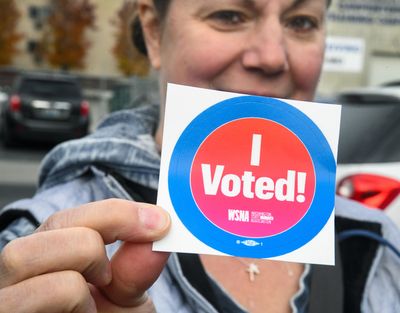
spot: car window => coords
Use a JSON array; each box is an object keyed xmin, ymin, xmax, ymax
[
  {"xmin": 338, "ymin": 102, "xmax": 400, "ymax": 164},
  {"xmin": 18, "ymin": 78, "xmax": 81, "ymax": 98}
]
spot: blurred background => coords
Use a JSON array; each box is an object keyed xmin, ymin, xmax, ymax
[{"xmin": 0, "ymin": 0, "xmax": 399, "ymax": 226}]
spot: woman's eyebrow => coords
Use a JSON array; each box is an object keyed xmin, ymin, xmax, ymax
[
  {"xmin": 292, "ymin": 0, "xmax": 318, "ymax": 9},
  {"xmin": 232, "ymin": 0, "xmax": 257, "ymax": 9},
  {"xmin": 232, "ymin": 0, "xmax": 314, "ymax": 10}
]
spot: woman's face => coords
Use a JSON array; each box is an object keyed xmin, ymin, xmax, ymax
[{"xmin": 141, "ymin": 0, "xmax": 327, "ymax": 103}]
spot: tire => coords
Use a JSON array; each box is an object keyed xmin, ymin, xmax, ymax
[{"xmin": 1, "ymin": 120, "xmax": 15, "ymax": 147}]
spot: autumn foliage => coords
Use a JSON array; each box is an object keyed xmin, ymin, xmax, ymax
[
  {"xmin": 40, "ymin": 0, "xmax": 96, "ymax": 70},
  {"xmin": 112, "ymin": 0, "xmax": 150, "ymax": 77},
  {"xmin": 0, "ymin": 0, "xmax": 22, "ymax": 66}
]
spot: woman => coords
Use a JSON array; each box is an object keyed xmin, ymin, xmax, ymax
[{"xmin": 1, "ymin": 0, "xmax": 399, "ymax": 312}]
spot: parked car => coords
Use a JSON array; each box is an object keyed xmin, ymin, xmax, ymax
[
  {"xmin": 336, "ymin": 86, "xmax": 400, "ymax": 227},
  {"xmin": 0, "ymin": 72, "xmax": 90, "ymax": 146}
]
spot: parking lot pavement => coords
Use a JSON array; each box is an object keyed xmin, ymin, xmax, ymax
[
  {"xmin": 0, "ymin": 159, "xmax": 39, "ymax": 185},
  {"xmin": 0, "ymin": 183, "xmax": 36, "ymax": 209},
  {"xmin": 0, "ymin": 158, "xmax": 40, "ymax": 209}
]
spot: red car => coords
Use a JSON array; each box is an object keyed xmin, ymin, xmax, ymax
[{"xmin": 336, "ymin": 86, "xmax": 400, "ymax": 227}]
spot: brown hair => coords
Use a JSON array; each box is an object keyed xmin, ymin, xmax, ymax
[{"xmin": 132, "ymin": 0, "xmax": 171, "ymax": 55}]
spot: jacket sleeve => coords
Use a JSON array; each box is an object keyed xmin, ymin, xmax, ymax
[
  {"xmin": 335, "ymin": 196, "xmax": 400, "ymax": 313},
  {"xmin": 0, "ymin": 167, "xmax": 123, "ymax": 250}
]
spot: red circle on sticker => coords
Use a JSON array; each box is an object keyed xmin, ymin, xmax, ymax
[{"xmin": 190, "ymin": 118, "xmax": 315, "ymax": 237}]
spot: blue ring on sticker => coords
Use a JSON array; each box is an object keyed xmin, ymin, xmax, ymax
[{"xmin": 168, "ymin": 96, "xmax": 336, "ymax": 258}]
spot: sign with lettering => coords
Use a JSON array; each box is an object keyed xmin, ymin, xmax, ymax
[
  {"xmin": 323, "ymin": 36, "xmax": 365, "ymax": 72},
  {"xmin": 328, "ymin": 1, "xmax": 400, "ymax": 25},
  {"xmin": 154, "ymin": 84, "xmax": 341, "ymax": 265}
]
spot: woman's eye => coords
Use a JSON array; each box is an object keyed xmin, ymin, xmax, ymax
[
  {"xmin": 207, "ymin": 10, "xmax": 246, "ymax": 27},
  {"xmin": 287, "ymin": 16, "xmax": 318, "ymax": 32}
]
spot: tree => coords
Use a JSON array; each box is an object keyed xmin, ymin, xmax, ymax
[
  {"xmin": 0, "ymin": 0, "xmax": 23, "ymax": 66},
  {"xmin": 112, "ymin": 0, "xmax": 150, "ymax": 77},
  {"xmin": 40, "ymin": 0, "xmax": 96, "ymax": 70}
]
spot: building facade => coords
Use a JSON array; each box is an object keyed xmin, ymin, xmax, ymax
[
  {"xmin": 13, "ymin": 0, "xmax": 127, "ymax": 78},
  {"xmin": 319, "ymin": 0, "xmax": 400, "ymax": 96},
  {"xmin": 5, "ymin": 0, "xmax": 400, "ymax": 98}
]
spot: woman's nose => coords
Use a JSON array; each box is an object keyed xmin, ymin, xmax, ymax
[{"xmin": 241, "ymin": 19, "xmax": 288, "ymax": 75}]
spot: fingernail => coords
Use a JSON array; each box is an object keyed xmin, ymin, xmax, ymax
[{"xmin": 138, "ymin": 206, "xmax": 169, "ymax": 231}]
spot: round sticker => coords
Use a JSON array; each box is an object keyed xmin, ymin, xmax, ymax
[
  {"xmin": 191, "ymin": 118, "xmax": 315, "ymax": 237},
  {"xmin": 168, "ymin": 96, "xmax": 335, "ymax": 258}
]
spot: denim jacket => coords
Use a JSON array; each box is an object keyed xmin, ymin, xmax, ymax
[{"xmin": 1, "ymin": 105, "xmax": 400, "ymax": 313}]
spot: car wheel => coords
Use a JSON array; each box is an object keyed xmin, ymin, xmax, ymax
[{"xmin": 1, "ymin": 121, "xmax": 15, "ymax": 147}]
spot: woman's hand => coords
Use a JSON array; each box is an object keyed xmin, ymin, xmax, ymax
[{"xmin": 0, "ymin": 199, "xmax": 171, "ymax": 313}]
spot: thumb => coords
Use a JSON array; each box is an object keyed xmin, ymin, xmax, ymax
[{"xmin": 99, "ymin": 242, "xmax": 169, "ymax": 308}]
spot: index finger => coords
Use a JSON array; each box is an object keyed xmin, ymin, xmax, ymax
[{"xmin": 37, "ymin": 198, "xmax": 171, "ymax": 244}]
